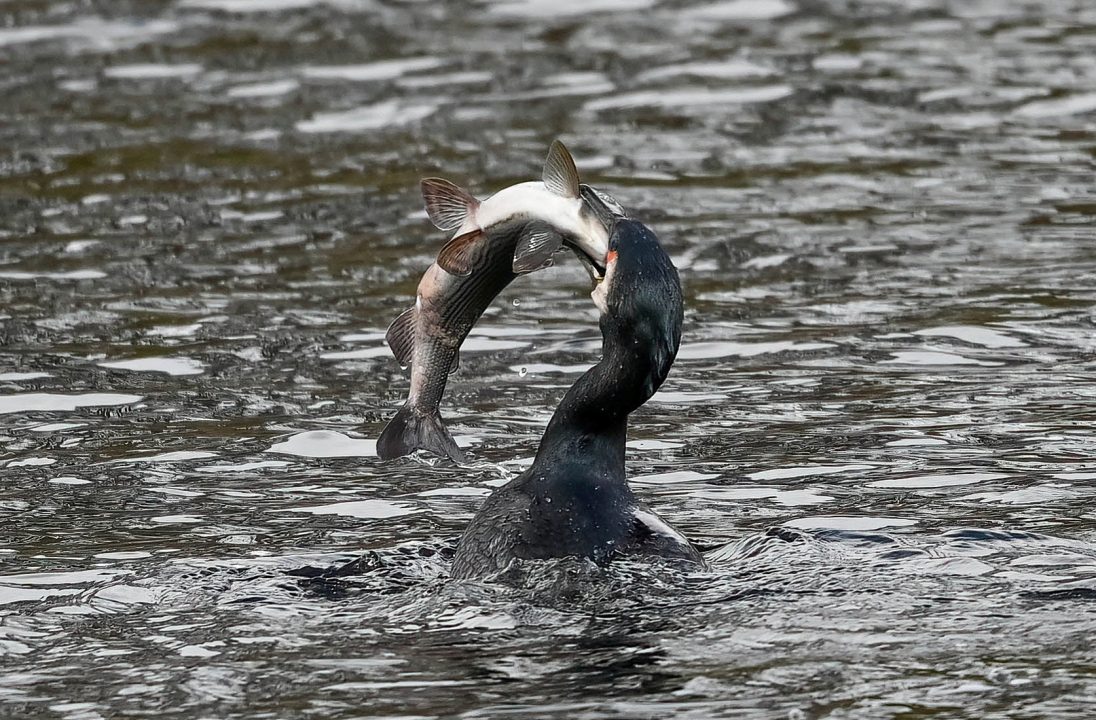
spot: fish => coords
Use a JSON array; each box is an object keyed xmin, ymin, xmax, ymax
[{"xmin": 377, "ymin": 141, "xmax": 615, "ymax": 462}]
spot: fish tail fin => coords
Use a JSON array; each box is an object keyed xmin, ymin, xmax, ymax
[{"xmin": 377, "ymin": 404, "xmax": 464, "ymax": 463}]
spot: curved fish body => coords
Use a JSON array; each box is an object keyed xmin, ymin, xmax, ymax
[{"xmin": 377, "ymin": 142, "xmax": 613, "ymax": 462}]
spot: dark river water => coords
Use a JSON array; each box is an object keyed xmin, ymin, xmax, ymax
[{"xmin": 2, "ymin": 0, "xmax": 1096, "ymax": 717}]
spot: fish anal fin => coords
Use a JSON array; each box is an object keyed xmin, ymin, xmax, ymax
[
  {"xmin": 421, "ymin": 177, "xmax": 479, "ymax": 232},
  {"xmin": 385, "ymin": 306, "xmax": 417, "ymax": 369},
  {"xmin": 543, "ymin": 140, "xmax": 581, "ymax": 199},
  {"xmin": 436, "ymin": 229, "xmax": 484, "ymax": 277},
  {"xmin": 512, "ymin": 221, "xmax": 564, "ymax": 274}
]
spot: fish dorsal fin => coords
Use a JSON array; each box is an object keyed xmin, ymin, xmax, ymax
[
  {"xmin": 436, "ymin": 228, "xmax": 484, "ymax": 277},
  {"xmin": 421, "ymin": 178, "xmax": 479, "ymax": 232},
  {"xmin": 543, "ymin": 140, "xmax": 581, "ymax": 199},
  {"xmin": 512, "ymin": 221, "xmax": 564, "ymax": 275},
  {"xmin": 385, "ymin": 306, "xmax": 417, "ymax": 369}
]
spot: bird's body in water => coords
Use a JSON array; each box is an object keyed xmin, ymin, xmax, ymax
[
  {"xmin": 451, "ymin": 199, "xmax": 705, "ymax": 579},
  {"xmin": 377, "ymin": 142, "xmax": 611, "ymax": 463}
]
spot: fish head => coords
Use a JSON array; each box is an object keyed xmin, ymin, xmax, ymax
[
  {"xmin": 580, "ymin": 184, "xmax": 627, "ymax": 230},
  {"xmin": 579, "ymin": 184, "xmax": 628, "ymax": 307}
]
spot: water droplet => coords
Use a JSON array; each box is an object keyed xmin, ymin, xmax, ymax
[
  {"xmin": 512, "ymin": 298, "xmax": 520, "ymax": 307},
  {"xmin": 518, "ymin": 367, "xmax": 528, "ymax": 377}
]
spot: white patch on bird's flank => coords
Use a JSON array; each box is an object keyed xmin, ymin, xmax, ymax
[{"xmin": 634, "ymin": 509, "xmax": 688, "ymax": 544}]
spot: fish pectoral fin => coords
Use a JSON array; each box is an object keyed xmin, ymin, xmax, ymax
[
  {"xmin": 543, "ymin": 140, "xmax": 581, "ymax": 199},
  {"xmin": 449, "ymin": 349, "xmax": 460, "ymax": 374},
  {"xmin": 421, "ymin": 177, "xmax": 479, "ymax": 232},
  {"xmin": 385, "ymin": 306, "xmax": 417, "ymax": 368},
  {"xmin": 512, "ymin": 221, "xmax": 564, "ymax": 274},
  {"xmin": 436, "ymin": 228, "xmax": 484, "ymax": 276}
]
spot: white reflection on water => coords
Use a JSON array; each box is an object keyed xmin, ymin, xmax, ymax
[
  {"xmin": 879, "ymin": 351, "xmax": 1003, "ymax": 367},
  {"xmin": 226, "ymin": 80, "xmax": 300, "ymax": 99},
  {"xmin": 585, "ymin": 85, "xmax": 794, "ymax": 112},
  {"xmin": 748, "ymin": 464, "xmax": 874, "ymax": 481},
  {"xmin": 178, "ymin": 0, "xmax": 371, "ymax": 11},
  {"xmin": 0, "ymin": 393, "xmax": 142, "ymax": 415},
  {"xmin": 868, "ymin": 472, "xmax": 1010, "ymax": 489},
  {"xmin": 266, "ymin": 431, "xmax": 377, "ymax": 458},
  {"xmin": 0, "ymin": 372, "xmax": 51, "ymax": 381},
  {"xmin": 678, "ymin": 340, "xmax": 834, "ymax": 360},
  {"xmin": 487, "ymin": 0, "xmax": 655, "ymax": 18},
  {"xmin": 681, "ymin": 0, "xmax": 797, "ymax": 21},
  {"xmin": 782, "ymin": 516, "xmax": 918, "ymax": 531},
  {"xmin": 296, "ymin": 101, "xmax": 437, "ymax": 133},
  {"xmin": 637, "ymin": 59, "xmax": 776, "ymax": 83},
  {"xmin": 98, "ymin": 357, "xmax": 206, "ymax": 376},
  {"xmin": 0, "ymin": 270, "xmax": 106, "ymax": 280},
  {"xmin": 114, "ymin": 451, "xmax": 219, "ymax": 464},
  {"xmin": 300, "ymin": 58, "xmax": 445, "ymax": 82},
  {"xmin": 912, "ymin": 325, "xmax": 1027, "ymax": 348},
  {"xmin": 103, "ymin": 64, "xmax": 204, "ymax": 80},
  {"xmin": 1014, "ymin": 92, "xmax": 1096, "ymax": 119},
  {"xmin": 0, "ymin": 18, "xmax": 178, "ymax": 49},
  {"xmin": 282, "ymin": 499, "xmax": 418, "ymax": 518}
]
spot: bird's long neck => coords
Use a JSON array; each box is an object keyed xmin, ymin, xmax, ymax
[{"xmin": 530, "ymin": 326, "xmax": 669, "ymax": 476}]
